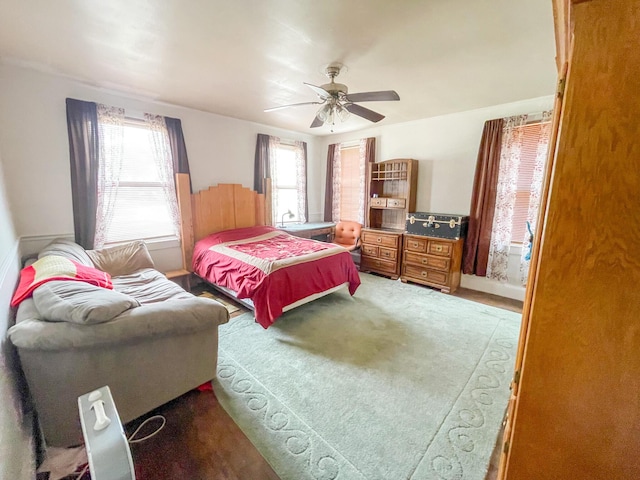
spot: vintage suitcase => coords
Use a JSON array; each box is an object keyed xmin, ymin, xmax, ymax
[{"xmin": 406, "ymin": 212, "xmax": 470, "ymax": 240}]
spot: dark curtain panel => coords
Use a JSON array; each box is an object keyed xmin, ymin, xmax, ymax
[
  {"xmin": 324, "ymin": 143, "xmax": 338, "ymax": 222},
  {"xmin": 66, "ymin": 98, "xmax": 99, "ymax": 249},
  {"xmin": 462, "ymin": 118, "xmax": 505, "ymax": 276},
  {"xmin": 363, "ymin": 137, "xmax": 376, "ymax": 226},
  {"xmin": 254, "ymin": 134, "xmax": 270, "ymax": 194},
  {"xmin": 301, "ymin": 141, "xmax": 309, "ymax": 222},
  {"xmin": 165, "ymin": 116, "xmax": 192, "ymax": 192}
]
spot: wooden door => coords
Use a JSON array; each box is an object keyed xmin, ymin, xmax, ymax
[{"xmin": 501, "ymin": 1, "xmax": 640, "ymax": 478}]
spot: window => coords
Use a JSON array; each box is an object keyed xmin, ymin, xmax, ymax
[
  {"xmin": 97, "ymin": 114, "xmax": 180, "ymax": 245},
  {"xmin": 328, "ymin": 139, "xmax": 368, "ymax": 224},
  {"xmin": 509, "ymin": 122, "xmax": 551, "ymax": 244},
  {"xmin": 486, "ymin": 111, "xmax": 553, "ymax": 284},
  {"xmin": 337, "ymin": 145, "xmax": 362, "ymax": 222},
  {"xmin": 270, "ymin": 139, "xmax": 307, "ymax": 226}
]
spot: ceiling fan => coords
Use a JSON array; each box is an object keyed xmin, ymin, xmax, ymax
[{"xmin": 264, "ymin": 64, "xmax": 400, "ymax": 129}]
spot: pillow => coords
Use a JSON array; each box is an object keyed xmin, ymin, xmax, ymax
[
  {"xmin": 10, "ymin": 255, "xmax": 112, "ymax": 307},
  {"xmin": 33, "ymin": 281, "xmax": 140, "ymax": 325},
  {"xmin": 38, "ymin": 238, "xmax": 94, "ymax": 267},
  {"xmin": 87, "ymin": 241, "xmax": 155, "ymax": 277}
]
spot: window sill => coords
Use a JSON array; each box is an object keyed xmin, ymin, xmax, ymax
[
  {"xmin": 104, "ymin": 237, "xmax": 180, "ymax": 252},
  {"xmin": 144, "ymin": 237, "xmax": 180, "ymax": 251}
]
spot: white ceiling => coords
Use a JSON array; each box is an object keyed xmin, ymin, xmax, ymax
[{"xmin": 0, "ymin": 0, "xmax": 557, "ymax": 136}]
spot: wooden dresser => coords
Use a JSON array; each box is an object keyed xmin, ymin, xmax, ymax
[
  {"xmin": 360, "ymin": 228, "xmax": 403, "ymax": 279},
  {"xmin": 400, "ymin": 234, "xmax": 463, "ymax": 293}
]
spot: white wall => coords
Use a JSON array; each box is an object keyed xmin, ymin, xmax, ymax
[
  {"xmin": 0, "ymin": 61, "xmax": 554, "ymax": 299},
  {"xmin": 320, "ymin": 95, "xmax": 555, "ymax": 300},
  {"xmin": 0, "ymin": 63, "xmax": 322, "ymax": 269},
  {"xmin": 0, "ymin": 148, "xmax": 35, "ymax": 479}
]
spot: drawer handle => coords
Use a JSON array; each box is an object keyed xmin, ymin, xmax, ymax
[
  {"xmin": 435, "ymin": 245, "xmax": 443, "ymax": 252},
  {"xmin": 412, "ymin": 242, "xmax": 418, "ymax": 248},
  {"xmin": 422, "ymin": 258, "xmax": 427, "ymax": 264},
  {"xmin": 377, "ymin": 238, "xmax": 382, "ymax": 243},
  {"xmin": 421, "ymin": 271, "xmax": 427, "ymax": 277},
  {"xmin": 383, "ymin": 252, "xmax": 389, "ymax": 257}
]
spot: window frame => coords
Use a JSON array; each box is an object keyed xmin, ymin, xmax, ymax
[{"xmin": 98, "ymin": 116, "xmax": 180, "ymax": 246}]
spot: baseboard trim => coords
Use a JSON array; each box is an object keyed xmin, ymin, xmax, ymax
[
  {"xmin": 19, "ymin": 233, "xmax": 74, "ymax": 259},
  {"xmin": 461, "ymin": 274, "xmax": 526, "ymax": 302}
]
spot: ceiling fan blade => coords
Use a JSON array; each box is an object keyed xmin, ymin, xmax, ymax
[
  {"xmin": 310, "ymin": 116, "xmax": 324, "ymax": 128},
  {"xmin": 344, "ymin": 103, "xmax": 385, "ymax": 123},
  {"xmin": 304, "ymin": 82, "xmax": 331, "ymax": 99},
  {"xmin": 264, "ymin": 101, "xmax": 323, "ymax": 113},
  {"xmin": 345, "ymin": 90, "xmax": 400, "ymax": 102}
]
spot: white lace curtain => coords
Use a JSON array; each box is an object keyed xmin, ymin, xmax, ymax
[
  {"xmin": 294, "ymin": 140, "xmax": 307, "ymax": 223},
  {"xmin": 356, "ymin": 138, "xmax": 368, "ymax": 225},
  {"xmin": 269, "ymin": 136, "xmax": 282, "ymax": 224},
  {"xmin": 94, "ymin": 104, "xmax": 125, "ymax": 248},
  {"xmin": 487, "ymin": 112, "xmax": 553, "ymax": 284},
  {"xmin": 144, "ymin": 113, "xmax": 181, "ymax": 239}
]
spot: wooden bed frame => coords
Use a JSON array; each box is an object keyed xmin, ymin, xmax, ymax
[
  {"xmin": 175, "ymin": 173, "xmax": 351, "ymax": 320},
  {"xmin": 175, "ymin": 173, "xmax": 271, "ymax": 309},
  {"xmin": 176, "ymin": 173, "xmax": 270, "ymax": 270}
]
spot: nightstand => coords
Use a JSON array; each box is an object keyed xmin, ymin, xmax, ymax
[{"xmin": 164, "ymin": 269, "xmax": 192, "ymax": 291}]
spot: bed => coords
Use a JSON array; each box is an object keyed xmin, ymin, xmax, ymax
[{"xmin": 176, "ymin": 174, "xmax": 360, "ymax": 328}]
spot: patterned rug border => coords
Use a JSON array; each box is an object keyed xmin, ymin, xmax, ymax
[{"xmin": 215, "ymin": 349, "xmax": 366, "ymax": 480}]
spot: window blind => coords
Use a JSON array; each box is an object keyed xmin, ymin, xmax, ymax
[
  {"xmin": 511, "ymin": 122, "xmax": 547, "ymax": 244},
  {"xmin": 339, "ymin": 146, "xmax": 361, "ymax": 222},
  {"xmin": 100, "ymin": 121, "xmax": 178, "ymax": 244}
]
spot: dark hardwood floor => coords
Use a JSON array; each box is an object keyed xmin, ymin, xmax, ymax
[{"xmin": 67, "ymin": 283, "xmax": 522, "ymax": 480}]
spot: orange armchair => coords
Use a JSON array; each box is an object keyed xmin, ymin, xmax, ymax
[{"xmin": 333, "ymin": 221, "xmax": 362, "ymax": 251}]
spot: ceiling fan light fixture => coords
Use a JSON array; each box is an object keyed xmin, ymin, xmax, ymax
[
  {"xmin": 336, "ymin": 104, "xmax": 350, "ymax": 122},
  {"xmin": 317, "ymin": 104, "xmax": 332, "ymax": 122},
  {"xmin": 265, "ymin": 63, "xmax": 398, "ymax": 129}
]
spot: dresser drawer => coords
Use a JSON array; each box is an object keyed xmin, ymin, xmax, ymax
[
  {"xmin": 361, "ymin": 257, "xmax": 398, "ymax": 275},
  {"xmin": 405, "ymin": 236, "xmax": 428, "ymax": 253},
  {"xmin": 362, "ymin": 231, "xmax": 400, "ymax": 249},
  {"xmin": 404, "ymin": 252, "xmax": 450, "ymax": 271},
  {"xmin": 428, "ymin": 240, "xmax": 453, "ymax": 257},
  {"xmin": 362, "ymin": 244, "xmax": 379, "ymax": 256},
  {"xmin": 378, "ymin": 247, "xmax": 397, "ymax": 261},
  {"xmin": 403, "ymin": 264, "xmax": 449, "ymax": 286},
  {"xmin": 386, "ymin": 198, "xmax": 406, "ymax": 208},
  {"xmin": 370, "ymin": 197, "xmax": 387, "ymax": 207}
]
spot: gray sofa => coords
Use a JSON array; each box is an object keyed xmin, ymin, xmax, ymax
[{"xmin": 8, "ymin": 239, "xmax": 229, "ymax": 447}]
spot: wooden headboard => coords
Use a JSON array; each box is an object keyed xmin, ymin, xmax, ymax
[{"xmin": 175, "ymin": 173, "xmax": 270, "ymax": 271}]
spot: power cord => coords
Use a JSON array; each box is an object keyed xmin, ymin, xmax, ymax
[
  {"xmin": 74, "ymin": 414, "xmax": 166, "ymax": 479},
  {"xmin": 127, "ymin": 414, "xmax": 166, "ymax": 444}
]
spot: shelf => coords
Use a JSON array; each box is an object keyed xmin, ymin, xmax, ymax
[{"xmin": 367, "ymin": 159, "xmax": 418, "ymax": 232}]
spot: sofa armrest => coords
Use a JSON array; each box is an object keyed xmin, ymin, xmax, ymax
[
  {"xmin": 86, "ymin": 241, "xmax": 155, "ymax": 276},
  {"xmin": 8, "ymin": 297, "xmax": 229, "ymax": 352}
]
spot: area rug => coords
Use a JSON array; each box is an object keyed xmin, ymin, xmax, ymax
[{"xmin": 214, "ymin": 273, "xmax": 521, "ymax": 480}]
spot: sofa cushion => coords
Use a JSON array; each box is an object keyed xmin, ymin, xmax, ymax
[
  {"xmin": 33, "ymin": 281, "xmax": 140, "ymax": 325},
  {"xmin": 87, "ymin": 241, "xmax": 155, "ymax": 277},
  {"xmin": 112, "ymin": 268, "xmax": 193, "ymax": 304},
  {"xmin": 38, "ymin": 238, "xmax": 94, "ymax": 266}
]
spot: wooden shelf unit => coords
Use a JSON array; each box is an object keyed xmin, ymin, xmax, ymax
[
  {"xmin": 361, "ymin": 159, "xmax": 418, "ymax": 278},
  {"xmin": 367, "ymin": 159, "xmax": 418, "ymax": 231}
]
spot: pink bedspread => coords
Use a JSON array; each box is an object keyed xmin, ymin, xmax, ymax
[{"xmin": 192, "ymin": 226, "xmax": 360, "ymax": 328}]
